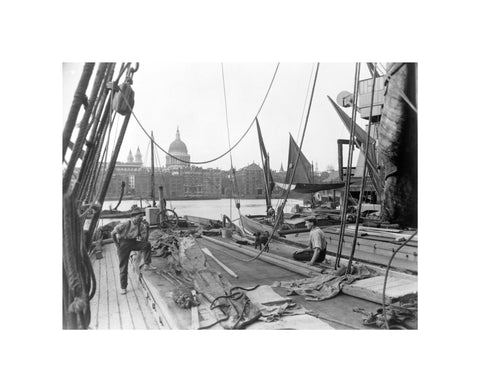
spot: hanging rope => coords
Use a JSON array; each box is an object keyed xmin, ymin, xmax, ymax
[
  {"xmin": 83, "ymin": 104, "xmax": 117, "ymax": 205},
  {"xmin": 296, "ymin": 63, "xmax": 316, "ymax": 143},
  {"xmin": 76, "ymin": 64, "xmax": 115, "ymax": 200},
  {"xmin": 63, "ymin": 191, "xmax": 95, "ymax": 329},
  {"xmin": 221, "ymin": 63, "xmax": 235, "ymax": 219},
  {"xmin": 334, "ymin": 63, "xmax": 362, "ymax": 270},
  {"xmin": 382, "ymin": 230, "xmax": 417, "ymax": 329},
  {"xmin": 63, "ymin": 62, "xmax": 135, "ymax": 329},
  {"xmin": 346, "ymin": 63, "xmax": 378, "ymax": 274},
  {"xmin": 86, "ymin": 64, "xmax": 140, "ymax": 245},
  {"xmin": 64, "ymin": 63, "xmax": 109, "ymax": 193},
  {"xmin": 125, "ymin": 63, "xmax": 280, "ymax": 165}
]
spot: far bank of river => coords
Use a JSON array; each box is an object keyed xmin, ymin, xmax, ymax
[{"xmin": 100, "ymin": 198, "xmax": 305, "ymax": 225}]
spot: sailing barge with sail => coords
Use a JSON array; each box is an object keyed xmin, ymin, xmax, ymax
[{"xmin": 63, "ymin": 62, "xmax": 417, "ymax": 330}]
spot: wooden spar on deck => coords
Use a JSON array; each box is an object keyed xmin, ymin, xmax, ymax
[{"xmin": 202, "ymin": 248, "xmax": 239, "ymax": 278}]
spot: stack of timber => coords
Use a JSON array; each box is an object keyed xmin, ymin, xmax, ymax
[
  {"xmin": 341, "ymin": 275, "xmax": 417, "ymax": 305},
  {"xmin": 278, "ymin": 225, "xmax": 418, "ymax": 274}
]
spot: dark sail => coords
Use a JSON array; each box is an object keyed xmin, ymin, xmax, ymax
[
  {"xmin": 277, "ymin": 134, "xmax": 344, "ymax": 193},
  {"xmin": 284, "ymin": 134, "xmax": 313, "ymax": 185},
  {"xmin": 256, "ymin": 118, "xmax": 275, "ymax": 210},
  {"xmin": 327, "ymin": 95, "xmax": 382, "ymax": 196}
]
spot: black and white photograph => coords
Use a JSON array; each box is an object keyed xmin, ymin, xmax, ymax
[{"xmin": 62, "ymin": 62, "xmax": 418, "ymax": 331}]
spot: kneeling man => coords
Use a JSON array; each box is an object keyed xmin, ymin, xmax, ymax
[{"xmin": 293, "ymin": 216, "xmax": 327, "ymax": 265}]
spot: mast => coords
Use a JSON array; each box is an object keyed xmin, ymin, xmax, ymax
[{"xmin": 150, "ymin": 131, "xmax": 156, "ymax": 206}]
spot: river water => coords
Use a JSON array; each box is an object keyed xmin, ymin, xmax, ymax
[{"xmin": 99, "ymin": 198, "xmax": 305, "ymax": 225}]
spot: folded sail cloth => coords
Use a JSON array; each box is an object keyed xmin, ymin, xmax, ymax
[{"xmin": 273, "ymin": 265, "xmax": 375, "ymax": 302}]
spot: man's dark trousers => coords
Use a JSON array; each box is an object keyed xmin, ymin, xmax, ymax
[
  {"xmin": 292, "ymin": 248, "xmax": 326, "ymax": 263},
  {"xmin": 117, "ymin": 239, "xmax": 152, "ymax": 289}
]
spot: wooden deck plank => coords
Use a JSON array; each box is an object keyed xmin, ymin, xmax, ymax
[
  {"xmin": 106, "ymin": 246, "xmax": 134, "ymax": 330},
  {"xmin": 88, "ymin": 244, "xmax": 160, "ymax": 330},
  {"xmin": 191, "ymin": 306, "xmax": 200, "ymax": 330},
  {"xmin": 140, "ymin": 273, "xmax": 185, "ymax": 329},
  {"xmin": 96, "ymin": 254, "xmax": 109, "ymax": 329},
  {"xmin": 105, "ymin": 249, "xmax": 121, "ymax": 329},
  {"xmin": 125, "ymin": 270, "xmax": 149, "ymax": 330},
  {"xmin": 133, "ymin": 279, "xmax": 161, "ymax": 330}
]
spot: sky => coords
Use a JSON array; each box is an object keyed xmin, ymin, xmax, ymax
[{"xmin": 63, "ymin": 62, "xmax": 372, "ymax": 172}]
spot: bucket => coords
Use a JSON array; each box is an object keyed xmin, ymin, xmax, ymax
[{"xmin": 221, "ymin": 228, "xmax": 232, "ymax": 239}]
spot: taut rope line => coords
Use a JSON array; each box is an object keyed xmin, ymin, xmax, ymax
[{"xmin": 125, "ymin": 63, "xmax": 280, "ymax": 166}]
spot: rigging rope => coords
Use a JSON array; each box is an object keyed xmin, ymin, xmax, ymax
[
  {"xmin": 334, "ymin": 63, "xmax": 361, "ymax": 270},
  {"xmin": 382, "ymin": 230, "xmax": 417, "ymax": 330},
  {"xmin": 86, "ymin": 108, "xmax": 117, "ymax": 205},
  {"xmin": 345, "ymin": 63, "xmax": 378, "ymax": 274},
  {"xmin": 63, "ymin": 63, "xmax": 108, "ymax": 193},
  {"xmin": 221, "ymin": 63, "xmax": 235, "ymax": 219},
  {"xmin": 76, "ymin": 64, "xmax": 115, "ymax": 200},
  {"xmin": 63, "ymin": 63, "xmax": 95, "ymax": 160},
  {"xmin": 296, "ymin": 63, "xmax": 316, "ymax": 143},
  {"xmin": 63, "ymin": 62, "xmax": 136, "ymax": 329},
  {"xmin": 125, "ymin": 63, "xmax": 280, "ymax": 165}
]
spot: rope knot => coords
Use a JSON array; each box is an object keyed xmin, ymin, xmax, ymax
[{"xmin": 68, "ymin": 296, "xmax": 87, "ymax": 314}]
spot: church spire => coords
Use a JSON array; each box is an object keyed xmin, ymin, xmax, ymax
[
  {"xmin": 135, "ymin": 146, "xmax": 142, "ymax": 163},
  {"xmin": 127, "ymin": 149, "xmax": 134, "ymax": 163}
]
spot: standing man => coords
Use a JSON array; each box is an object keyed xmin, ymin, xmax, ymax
[
  {"xmin": 292, "ymin": 216, "xmax": 327, "ymax": 265},
  {"xmin": 111, "ymin": 208, "xmax": 156, "ymax": 295}
]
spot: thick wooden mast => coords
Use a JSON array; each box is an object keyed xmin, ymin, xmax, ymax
[{"xmin": 150, "ymin": 131, "xmax": 156, "ymax": 206}]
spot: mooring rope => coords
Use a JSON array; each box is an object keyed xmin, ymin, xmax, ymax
[{"xmin": 382, "ymin": 230, "xmax": 417, "ymax": 330}]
